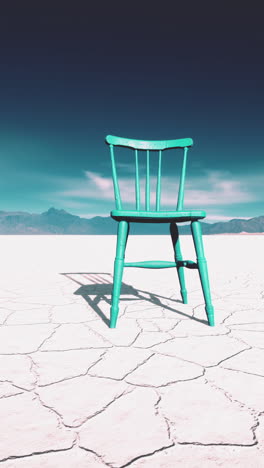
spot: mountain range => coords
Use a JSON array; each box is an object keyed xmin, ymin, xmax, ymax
[{"xmin": 0, "ymin": 208, "xmax": 263, "ymax": 235}]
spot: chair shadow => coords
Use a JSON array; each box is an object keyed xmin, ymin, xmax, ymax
[{"xmin": 60, "ymin": 272, "xmax": 207, "ymax": 327}]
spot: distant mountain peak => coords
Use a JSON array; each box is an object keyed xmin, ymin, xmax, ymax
[{"xmin": 42, "ymin": 207, "xmax": 72, "ymax": 216}]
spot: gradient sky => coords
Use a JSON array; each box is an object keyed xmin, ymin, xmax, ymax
[{"xmin": 0, "ymin": 2, "xmax": 263, "ymax": 221}]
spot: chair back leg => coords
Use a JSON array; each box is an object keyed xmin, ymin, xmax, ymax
[
  {"xmin": 170, "ymin": 223, "xmax": 188, "ymax": 304},
  {"xmin": 191, "ymin": 221, "xmax": 215, "ymax": 326},
  {"xmin": 110, "ymin": 220, "xmax": 129, "ymax": 328}
]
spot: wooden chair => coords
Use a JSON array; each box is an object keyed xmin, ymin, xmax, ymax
[{"xmin": 105, "ymin": 135, "xmax": 215, "ymax": 328}]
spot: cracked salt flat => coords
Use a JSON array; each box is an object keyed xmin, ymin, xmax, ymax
[{"xmin": 0, "ymin": 234, "xmax": 263, "ymax": 467}]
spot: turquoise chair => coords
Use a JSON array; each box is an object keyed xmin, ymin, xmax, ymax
[{"xmin": 105, "ymin": 135, "xmax": 215, "ymax": 328}]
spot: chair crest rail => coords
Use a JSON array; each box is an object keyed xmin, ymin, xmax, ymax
[{"xmin": 106, "ymin": 135, "xmax": 193, "ymax": 150}]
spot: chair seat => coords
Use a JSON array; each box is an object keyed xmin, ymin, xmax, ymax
[{"xmin": 111, "ymin": 210, "xmax": 206, "ymax": 223}]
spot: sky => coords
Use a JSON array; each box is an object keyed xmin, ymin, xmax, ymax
[{"xmin": 0, "ymin": 1, "xmax": 263, "ymax": 222}]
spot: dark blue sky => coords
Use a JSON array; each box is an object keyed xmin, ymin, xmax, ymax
[{"xmin": 0, "ymin": 2, "xmax": 263, "ymax": 221}]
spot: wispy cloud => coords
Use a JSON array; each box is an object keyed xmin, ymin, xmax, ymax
[
  {"xmin": 58, "ymin": 171, "xmax": 135, "ymax": 203},
  {"xmin": 57, "ymin": 169, "xmax": 258, "ymax": 205},
  {"xmin": 44, "ymin": 168, "xmax": 262, "ymax": 218},
  {"xmin": 205, "ymin": 214, "xmax": 251, "ymax": 223},
  {"xmin": 184, "ymin": 182, "xmax": 255, "ymax": 207}
]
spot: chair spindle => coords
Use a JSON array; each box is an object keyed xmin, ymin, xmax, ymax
[
  {"xmin": 145, "ymin": 150, "xmax": 150, "ymax": 210},
  {"xmin": 156, "ymin": 150, "xmax": 162, "ymax": 211},
  {"xmin": 110, "ymin": 144, "xmax": 122, "ymax": 210},
  {"xmin": 177, "ymin": 146, "xmax": 188, "ymax": 211},
  {"xmin": 135, "ymin": 149, "xmax": 140, "ymax": 210}
]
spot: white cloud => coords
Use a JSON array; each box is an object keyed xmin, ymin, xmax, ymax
[
  {"xmin": 205, "ymin": 214, "xmax": 251, "ymax": 223},
  {"xmin": 59, "ymin": 171, "xmax": 135, "ymax": 203},
  {"xmin": 79, "ymin": 213, "xmax": 110, "ymax": 219},
  {"xmin": 183, "ymin": 171, "xmax": 257, "ymax": 207},
  {"xmin": 50, "ymin": 169, "xmax": 261, "ymax": 211}
]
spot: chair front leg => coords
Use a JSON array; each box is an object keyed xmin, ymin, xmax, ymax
[
  {"xmin": 170, "ymin": 223, "xmax": 187, "ymax": 304},
  {"xmin": 110, "ymin": 220, "xmax": 129, "ymax": 328},
  {"xmin": 191, "ymin": 221, "xmax": 215, "ymax": 326}
]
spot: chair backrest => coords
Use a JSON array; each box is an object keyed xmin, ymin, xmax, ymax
[{"xmin": 105, "ymin": 135, "xmax": 193, "ymax": 211}]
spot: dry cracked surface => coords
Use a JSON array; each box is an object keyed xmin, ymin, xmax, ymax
[{"xmin": 0, "ymin": 258, "xmax": 264, "ymax": 467}]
